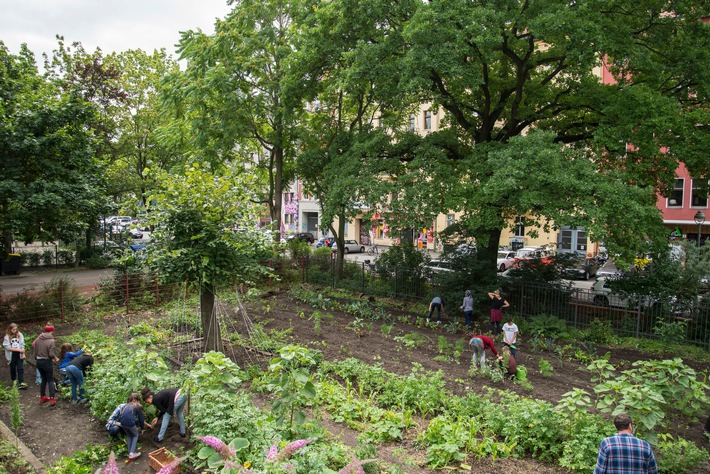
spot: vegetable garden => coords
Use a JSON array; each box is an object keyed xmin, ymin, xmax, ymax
[{"xmin": 1, "ymin": 281, "xmax": 709, "ymax": 473}]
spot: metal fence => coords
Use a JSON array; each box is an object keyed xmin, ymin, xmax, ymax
[
  {"xmin": 3, "ymin": 260, "xmax": 709, "ymax": 348},
  {"xmin": 0, "ymin": 271, "xmax": 184, "ymax": 325},
  {"xmin": 298, "ymin": 256, "xmax": 710, "ymax": 348}
]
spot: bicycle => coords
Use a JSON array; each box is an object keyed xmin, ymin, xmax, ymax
[{"xmin": 366, "ymin": 244, "xmax": 379, "ymax": 255}]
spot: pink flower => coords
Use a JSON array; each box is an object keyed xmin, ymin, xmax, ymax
[
  {"xmin": 198, "ymin": 436, "xmax": 236, "ymax": 459},
  {"xmin": 266, "ymin": 443, "xmax": 279, "ymax": 461},
  {"xmin": 156, "ymin": 458, "xmax": 182, "ymax": 474},
  {"xmin": 338, "ymin": 458, "xmax": 366, "ymax": 474},
  {"xmin": 278, "ymin": 438, "xmax": 317, "ymax": 460},
  {"xmin": 104, "ymin": 451, "xmax": 119, "ymax": 474}
]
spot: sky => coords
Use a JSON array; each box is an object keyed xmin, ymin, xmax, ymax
[{"xmin": 0, "ymin": 0, "xmax": 233, "ymax": 61}]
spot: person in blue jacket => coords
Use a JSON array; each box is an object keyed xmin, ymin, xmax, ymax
[
  {"xmin": 58, "ymin": 342, "xmax": 83, "ymax": 385},
  {"xmin": 119, "ymin": 393, "xmax": 154, "ymax": 460}
]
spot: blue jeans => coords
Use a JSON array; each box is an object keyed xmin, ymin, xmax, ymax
[
  {"xmin": 470, "ymin": 338, "xmax": 486, "ymax": 367},
  {"xmin": 157, "ymin": 394, "xmax": 186, "ymax": 440},
  {"xmin": 125, "ymin": 426, "xmax": 139, "ymax": 453},
  {"xmin": 428, "ymin": 303, "xmax": 442, "ymax": 321},
  {"xmin": 464, "ymin": 310, "xmax": 473, "ymax": 328},
  {"xmin": 65, "ymin": 365, "xmax": 85, "ymax": 401}
]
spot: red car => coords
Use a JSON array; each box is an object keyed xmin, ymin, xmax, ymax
[{"xmin": 513, "ymin": 246, "xmax": 555, "ymax": 267}]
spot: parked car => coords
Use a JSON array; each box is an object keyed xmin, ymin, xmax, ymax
[
  {"xmin": 596, "ymin": 259, "xmax": 624, "ymax": 278},
  {"xmin": 591, "ymin": 277, "xmax": 659, "ymax": 308},
  {"xmin": 332, "ymin": 240, "xmax": 365, "ymax": 254},
  {"xmin": 496, "ymin": 250, "xmax": 516, "ymax": 272},
  {"xmin": 561, "ymin": 255, "xmax": 600, "ymax": 280},
  {"xmin": 513, "ymin": 246, "xmax": 555, "ymax": 267},
  {"xmin": 423, "ymin": 259, "xmax": 455, "ymax": 277},
  {"xmin": 287, "ymin": 232, "xmax": 315, "ymax": 244},
  {"xmin": 316, "ymin": 237, "xmax": 334, "ymax": 248},
  {"xmin": 128, "ymin": 228, "xmax": 143, "ymax": 239}
]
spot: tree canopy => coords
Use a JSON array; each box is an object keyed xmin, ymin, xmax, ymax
[
  {"xmin": 296, "ymin": 0, "xmax": 709, "ymax": 269},
  {"xmin": 0, "ymin": 42, "xmax": 103, "ymax": 255}
]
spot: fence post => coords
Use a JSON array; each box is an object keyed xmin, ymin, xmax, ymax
[
  {"xmin": 394, "ymin": 267, "xmax": 398, "ymax": 299},
  {"xmin": 636, "ymin": 301, "xmax": 641, "ymax": 338},
  {"xmin": 155, "ymin": 276, "xmax": 160, "ymax": 307},
  {"xmin": 573, "ymin": 288, "xmax": 578, "ymax": 329},
  {"xmin": 60, "ymin": 279, "xmax": 65, "ymax": 323},
  {"xmin": 125, "ymin": 272, "xmax": 130, "ymax": 313},
  {"xmin": 361, "ymin": 263, "xmax": 365, "ymax": 293}
]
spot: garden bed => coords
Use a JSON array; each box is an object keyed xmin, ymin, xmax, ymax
[{"xmin": 0, "ymin": 285, "xmax": 709, "ymax": 473}]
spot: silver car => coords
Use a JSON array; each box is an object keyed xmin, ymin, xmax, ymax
[
  {"xmin": 496, "ymin": 250, "xmax": 516, "ymax": 272},
  {"xmin": 331, "ymin": 239, "xmax": 365, "ymax": 254}
]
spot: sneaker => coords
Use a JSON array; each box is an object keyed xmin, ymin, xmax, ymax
[
  {"xmin": 79, "ymin": 398, "xmax": 89, "ymax": 404},
  {"xmin": 18, "ymin": 382, "xmax": 28, "ymax": 390},
  {"xmin": 40, "ymin": 396, "xmax": 50, "ymax": 403},
  {"xmin": 179, "ymin": 432, "xmax": 186, "ymax": 438},
  {"xmin": 71, "ymin": 399, "xmax": 79, "ymax": 405},
  {"xmin": 128, "ymin": 452, "xmax": 142, "ymax": 460},
  {"xmin": 49, "ymin": 398, "xmax": 56, "ymax": 407},
  {"xmin": 153, "ymin": 435, "xmax": 164, "ymax": 443}
]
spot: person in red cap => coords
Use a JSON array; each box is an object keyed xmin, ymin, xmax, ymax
[{"xmin": 34, "ymin": 323, "xmax": 59, "ymax": 406}]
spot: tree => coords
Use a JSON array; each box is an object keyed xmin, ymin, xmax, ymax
[
  {"xmin": 162, "ymin": 0, "xmax": 305, "ymax": 242},
  {"xmin": 146, "ymin": 164, "xmax": 273, "ymax": 352},
  {"xmin": 108, "ymin": 49, "xmax": 182, "ymax": 210},
  {"xmin": 0, "ymin": 42, "xmax": 102, "ymax": 256},
  {"xmin": 290, "ymin": 0, "xmax": 402, "ymax": 271},
  {"xmin": 317, "ymin": 0, "xmax": 710, "ymax": 272}
]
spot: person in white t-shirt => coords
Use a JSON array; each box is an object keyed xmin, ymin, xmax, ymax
[{"xmin": 502, "ymin": 315, "xmax": 519, "ymax": 357}]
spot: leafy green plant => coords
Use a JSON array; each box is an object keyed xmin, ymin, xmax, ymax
[
  {"xmin": 9, "ymin": 382, "xmax": 21, "ymax": 435},
  {"xmin": 393, "ymin": 332, "xmax": 427, "ymax": 349},
  {"xmin": 266, "ymin": 345, "xmax": 319, "ymax": 438},
  {"xmin": 583, "ymin": 319, "xmax": 616, "ymax": 344},
  {"xmin": 538, "ymin": 358, "xmax": 554, "ymax": 377},
  {"xmin": 656, "ymin": 433, "xmax": 710, "ymax": 474},
  {"xmin": 48, "ymin": 444, "xmax": 112, "ymax": 474},
  {"xmin": 380, "ymin": 322, "xmax": 394, "ymax": 338},
  {"xmin": 590, "ymin": 358, "xmax": 710, "ymax": 444},
  {"xmin": 652, "ymin": 319, "xmax": 687, "ymax": 345}
]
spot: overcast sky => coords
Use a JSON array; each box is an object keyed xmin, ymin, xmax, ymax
[{"xmin": 0, "ymin": 0, "xmax": 233, "ymax": 61}]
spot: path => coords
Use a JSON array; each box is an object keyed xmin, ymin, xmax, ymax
[{"xmin": 0, "ymin": 269, "xmax": 111, "ymax": 296}]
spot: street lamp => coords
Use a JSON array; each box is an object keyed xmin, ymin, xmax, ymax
[{"xmin": 694, "ymin": 210, "xmax": 706, "ymax": 248}]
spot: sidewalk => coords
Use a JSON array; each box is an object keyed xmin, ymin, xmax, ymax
[{"xmin": 0, "ymin": 268, "xmax": 112, "ymax": 296}]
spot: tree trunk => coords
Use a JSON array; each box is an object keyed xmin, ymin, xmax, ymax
[{"xmin": 200, "ymin": 282, "xmax": 223, "ymax": 353}]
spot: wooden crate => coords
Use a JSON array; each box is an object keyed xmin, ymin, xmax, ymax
[{"xmin": 148, "ymin": 447, "xmax": 180, "ymax": 473}]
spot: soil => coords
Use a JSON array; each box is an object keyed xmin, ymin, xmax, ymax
[{"xmin": 1, "ymin": 286, "xmax": 709, "ymax": 473}]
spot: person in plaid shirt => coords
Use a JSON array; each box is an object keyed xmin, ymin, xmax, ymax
[{"xmin": 594, "ymin": 413, "xmax": 658, "ymax": 474}]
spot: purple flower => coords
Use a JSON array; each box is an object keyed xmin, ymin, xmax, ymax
[
  {"xmin": 338, "ymin": 458, "xmax": 366, "ymax": 474},
  {"xmin": 156, "ymin": 457, "xmax": 182, "ymax": 474},
  {"xmin": 104, "ymin": 451, "xmax": 119, "ymax": 474},
  {"xmin": 278, "ymin": 437, "xmax": 317, "ymax": 460},
  {"xmin": 266, "ymin": 443, "xmax": 279, "ymax": 461},
  {"xmin": 198, "ymin": 435, "xmax": 236, "ymax": 459}
]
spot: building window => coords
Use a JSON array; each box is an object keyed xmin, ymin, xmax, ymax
[
  {"xmin": 691, "ymin": 179, "xmax": 708, "ymax": 207},
  {"xmin": 668, "ymin": 179, "xmax": 683, "ymax": 207},
  {"xmin": 514, "ymin": 216, "xmax": 525, "ymax": 237},
  {"xmin": 446, "ymin": 213, "xmax": 455, "ymax": 227},
  {"xmin": 424, "ymin": 110, "xmax": 432, "ymax": 130},
  {"xmin": 576, "ymin": 229, "xmax": 588, "ymax": 252}
]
